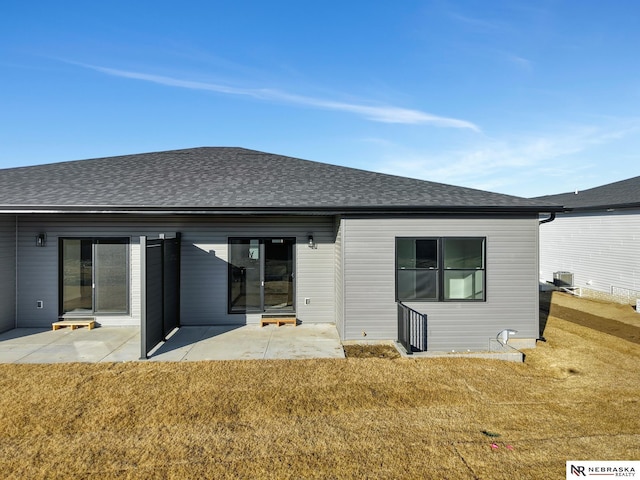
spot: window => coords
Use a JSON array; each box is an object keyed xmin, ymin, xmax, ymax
[{"xmin": 396, "ymin": 237, "xmax": 485, "ymax": 301}]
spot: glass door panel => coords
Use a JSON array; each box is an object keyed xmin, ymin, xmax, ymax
[
  {"xmin": 61, "ymin": 239, "xmax": 93, "ymax": 313},
  {"xmin": 229, "ymin": 239, "xmax": 262, "ymax": 312},
  {"xmin": 264, "ymin": 239, "xmax": 294, "ymax": 312},
  {"xmin": 94, "ymin": 240, "xmax": 128, "ymax": 313}
]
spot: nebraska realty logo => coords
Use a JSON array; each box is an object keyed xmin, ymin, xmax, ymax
[{"xmin": 567, "ymin": 461, "xmax": 638, "ymax": 478}]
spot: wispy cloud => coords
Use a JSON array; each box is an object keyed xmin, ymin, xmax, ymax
[
  {"xmin": 79, "ymin": 63, "xmax": 480, "ymax": 131},
  {"xmin": 447, "ymin": 12, "xmax": 503, "ymax": 32},
  {"xmin": 505, "ymin": 53, "xmax": 533, "ymax": 71},
  {"xmin": 372, "ymin": 123, "xmax": 640, "ymax": 196}
]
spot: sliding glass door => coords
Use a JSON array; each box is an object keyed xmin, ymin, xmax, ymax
[
  {"xmin": 228, "ymin": 238, "xmax": 295, "ymax": 313},
  {"xmin": 60, "ymin": 238, "xmax": 129, "ymax": 315}
]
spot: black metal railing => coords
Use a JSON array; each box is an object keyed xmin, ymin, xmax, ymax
[{"xmin": 397, "ymin": 302, "xmax": 427, "ymax": 354}]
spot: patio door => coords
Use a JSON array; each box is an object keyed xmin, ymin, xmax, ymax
[
  {"xmin": 60, "ymin": 238, "xmax": 129, "ymax": 315},
  {"xmin": 229, "ymin": 238, "xmax": 295, "ymax": 313}
]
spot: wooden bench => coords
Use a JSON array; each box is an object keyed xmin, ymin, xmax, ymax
[
  {"xmin": 260, "ymin": 317, "xmax": 297, "ymax": 327},
  {"xmin": 52, "ymin": 318, "xmax": 96, "ymax": 331}
]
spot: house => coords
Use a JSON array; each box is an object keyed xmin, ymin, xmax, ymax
[
  {"xmin": 0, "ymin": 147, "xmax": 561, "ymax": 354},
  {"xmin": 535, "ymin": 175, "xmax": 640, "ymax": 304}
]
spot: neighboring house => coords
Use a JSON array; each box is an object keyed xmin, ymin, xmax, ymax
[
  {"xmin": 0, "ymin": 147, "xmax": 561, "ymax": 352},
  {"xmin": 535, "ymin": 175, "xmax": 640, "ymax": 303}
]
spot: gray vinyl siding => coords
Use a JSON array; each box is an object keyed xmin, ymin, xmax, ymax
[
  {"xmin": 342, "ymin": 215, "xmax": 540, "ymax": 351},
  {"xmin": 15, "ymin": 215, "xmax": 335, "ymax": 328},
  {"xmin": 539, "ymin": 209, "xmax": 640, "ymax": 292},
  {"xmin": 334, "ymin": 217, "xmax": 344, "ymax": 338},
  {"xmin": 17, "ymin": 217, "xmax": 144, "ymax": 327},
  {"xmin": 0, "ymin": 216, "xmax": 16, "ymax": 332}
]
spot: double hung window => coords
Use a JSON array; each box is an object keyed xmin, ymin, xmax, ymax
[{"xmin": 396, "ymin": 237, "xmax": 485, "ymax": 301}]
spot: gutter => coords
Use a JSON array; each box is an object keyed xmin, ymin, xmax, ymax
[
  {"xmin": 538, "ymin": 212, "xmax": 556, "ymax": 225},
  {"xmin": 564, "ymin": 202, "xmax": 640, "ymax": 212},
  {"xmin": 0, "ymin": 204, "xmax": 565, "ymax": 216}
]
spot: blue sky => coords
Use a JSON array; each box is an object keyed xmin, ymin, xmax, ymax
[{"xmin": 1, "ymin": 1, "xmax": 639, "ymax": 197}]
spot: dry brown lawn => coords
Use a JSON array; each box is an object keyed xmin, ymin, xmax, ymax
[
  {"xmin": 343, "ymin": 344, "xmax": 401, "ymax": 359},
  {"xmin": 1, "ymin": 292, "xmax": 639, "ymax": 479}
]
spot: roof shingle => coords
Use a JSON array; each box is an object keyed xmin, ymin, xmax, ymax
[
  {"xmin": 0, "ymin": 147, "xmax": 560, "ymax": 212},
  {"xmin": 533, "ymin": 175, "xmax": 640, "ymax": 210}
]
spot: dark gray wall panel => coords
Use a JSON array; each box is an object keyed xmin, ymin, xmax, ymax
[{"xmin": 144, "ymin": 240, "xmax": 164, "ymax": 352}]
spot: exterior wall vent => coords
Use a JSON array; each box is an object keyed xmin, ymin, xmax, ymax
[{"xmin": 553, "ymin": 271, "xmax": 574, "ymax": 287}]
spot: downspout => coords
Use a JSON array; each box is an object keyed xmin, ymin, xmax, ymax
[
  {"xmin": 538, "ymin": 212, "xmax": 556, "ymax": 225},
  {"xmin": 537, "ymin": 211, "xmax": 555, "ymax": 343}
]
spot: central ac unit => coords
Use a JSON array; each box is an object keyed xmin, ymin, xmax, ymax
[{"xmin": 553, "ymin": 271, "xmax": 574, "ymax": 287}]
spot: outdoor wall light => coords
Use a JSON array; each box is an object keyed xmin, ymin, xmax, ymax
[
  {"xmin": 36, "ymin": 233, "xmax": 47, "ymax": 247},
  {"xmin": 308, "ymin": 234, "xmax": 314, "ymax": 248}
]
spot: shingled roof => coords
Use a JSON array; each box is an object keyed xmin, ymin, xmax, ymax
[
  {"xmin": 533, "ymin": 175, "xmax": 640, "ymax": 211},
  {"xmin": 0, "ymin": 147, "xmax": 560, "ymax": 214}
]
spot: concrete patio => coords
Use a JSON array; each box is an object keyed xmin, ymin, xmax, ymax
[{"xmin": 0, "ymin": 323, "xmax": 345, "ymax": 363}]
